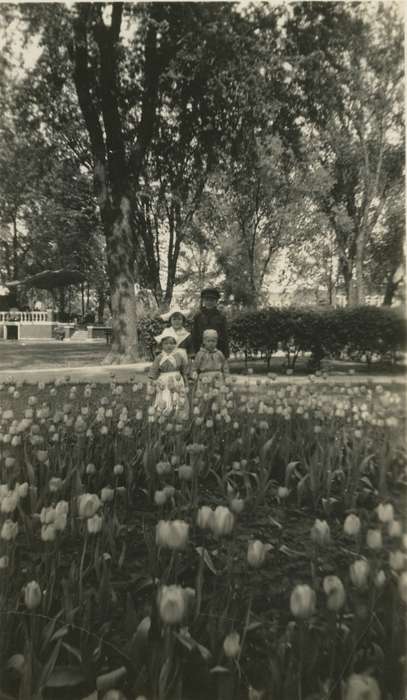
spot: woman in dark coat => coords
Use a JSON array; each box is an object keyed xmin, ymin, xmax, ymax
[{"xmin": 191, "ymin": 288, "xmax": 229, "ymax": 358}]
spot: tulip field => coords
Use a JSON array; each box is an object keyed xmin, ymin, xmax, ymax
[{"xmin": 0, "ymin": 375, "xmax": 406, "ymax": 700}]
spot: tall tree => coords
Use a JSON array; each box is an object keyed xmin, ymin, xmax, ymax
[{"xmin": 309, "ymin": 4, "xmax": 404, "ymax": 305}]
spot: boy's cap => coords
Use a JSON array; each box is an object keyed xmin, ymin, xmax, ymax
[
  {"xmin": 201, "ymin": 288, "xmax": 220, "ymax": 300},
  {"xmin": 203, "ymin": 329, "xmax": 218, "ymax": 339}
]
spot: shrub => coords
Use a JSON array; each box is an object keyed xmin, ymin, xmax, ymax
[{"xmin": 228, "ymin": 305, "xmax": 406, "ymax": 370}]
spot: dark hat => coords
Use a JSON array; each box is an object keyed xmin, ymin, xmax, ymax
[{"xmin": 201, "ymin": 287, "xmax": 220, "ymax": 300}]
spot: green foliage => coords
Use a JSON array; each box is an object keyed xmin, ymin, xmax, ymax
[
  {"xmin": 229, "ymin": 305, "xmax": 407, "ymax": 368},
  {"xmin": 137, "ymin": 317, "xmax": 165, "ymax": 359}
]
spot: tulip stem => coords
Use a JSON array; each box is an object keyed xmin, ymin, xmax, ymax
[
  {"xmin": 298, "ymin": 622, "xmax": 305, "ymax": 700},
  {"xmin": 79, "ymin": 531, "xmax": 88, "ymax": 606}
]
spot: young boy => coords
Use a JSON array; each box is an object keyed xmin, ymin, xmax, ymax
[
  {"xmin": 191, "ymin": 288, "xmax": 229, "ymax": 358},
  {"xmin": 193, "ymin": 329, "xmax": 230, "ymax": 388}
]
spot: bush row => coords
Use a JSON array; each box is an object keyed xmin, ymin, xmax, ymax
[
  {"xmin": 137, "ymin": 306, "xmax": 407, "ymax": 368},
  {"xmin": 229, "ymin": 306, "xmax": 407, "ymax": 368}
]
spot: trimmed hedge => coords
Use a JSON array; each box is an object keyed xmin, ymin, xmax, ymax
[
  {"xmin": 137, "ymin": 306, "xmax": 407, "ymax": 368},
  {"xmin": 229, "ymin": 306, "xmax": 407, "ymax": 369}
]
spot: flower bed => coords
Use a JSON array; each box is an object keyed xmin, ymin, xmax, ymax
[{"xmin": 0, "ymin": 378, "xmax": 406, "ymax": 700}]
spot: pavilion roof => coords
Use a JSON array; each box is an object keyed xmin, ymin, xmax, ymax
[{"xmin": 6, "ymin": 269, "xmax": 86, "ymax": 290}]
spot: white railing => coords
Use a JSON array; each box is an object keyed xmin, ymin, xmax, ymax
[{"xmin": 0, "ymin": 311, "xmax": 51, "ymax": 323}]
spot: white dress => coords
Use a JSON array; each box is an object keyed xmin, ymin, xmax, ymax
[{"xmin": 148, "ymin": 350, "xmax": 189, "ymax": 417}]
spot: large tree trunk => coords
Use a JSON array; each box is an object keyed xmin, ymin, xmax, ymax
[{"xmin": 102, "ymin": 196, "xmax": 139, "ymax": 364}]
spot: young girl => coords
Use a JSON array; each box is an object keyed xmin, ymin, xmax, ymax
[
  {"xmin": 193, "ymin": 329, "xmax": 230, "ymax": 389},
  {"xmin": 160, "ymin": 305, "xmax": 193, "ymax": 359},
  {"xmin": 148, "ymin": 329, "xmax": 189, "ymax": 417}
]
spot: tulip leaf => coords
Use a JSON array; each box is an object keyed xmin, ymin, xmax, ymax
[
  {"xmin": 196, "ymin": 546, "xmax": 217, "ymax": 575},
  {"xmin": 96, "ymin": 666, "xmax": 127, "ymax": 691},
  {"xmin": 45, "ymin": 665, "xmax": 86, "ymax": 688}
]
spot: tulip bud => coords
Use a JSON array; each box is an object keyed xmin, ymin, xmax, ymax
[
  {"xmin": 310, "ymin": 519, "xmax": 331, "ymax": 546},
  {"xmin": 154, "ymin": 490, "xmax": 167, "ymax": 506},
  {"xmin": 41, "ymin": 524, "xmax": 57, "ymax": 542},
  {"xmin": 55, "ymin": 500, "xmax": 69, "ymax": 516},
  {"xmin": 388, "ymin": 520, "xmax": 402, "ymax": 538},
  {"xmin": 1, "ymin": 493, "xmax": 18, "ymax": 514},
  {"xmin": 0, "ymin": 555, "xmax": 9, "ymax": 569},
  {"xmin": 1, "ymin": 519, "xmax": 18, "ymax": 541},
  {"xmin": 86, "ymin": 463, "xmax": 96, "ymax": 475},
  {"xmin": 376, "ymin": 503, "xmax": 394, "ymax": 523},
  {"xmin": 350, "ymin": 560, "xmax": 370, "ymax": 589},
  {"xmin": 366, "ymin": 529, "xmax": 382, "ymax": 550},
  {"xmin": 16, "ymin": 482, "xmax": 29, "ymax": 499},
  {"xmin": 230, "ymin": 498, "xmax": 244, "ymax": 514},
  {"xmin": 49, "ymin": 477, "xmax": 63, "ymax": 493},
  {"xmin": 77, "ymin": 493, "xmax": 101, "ymax": 518},
  {"xmin": 157, "ymin": 584, "xmax": 187, "ymax": 625},
  {"xmin": 196, "ymin": 506, "xmax": 214, "ymax": 530},
  {"xmin": 343, "ymin": 673, "xmax": 381, "ymax": 700},
  {"xmin": 163, "ymin": 485, "xmax": 175, "ymax": 498},
  {"xmin": 277, "ymin": 486, "xmax": 289, "ymax": 500},
  {"xmin": 389, "ymin": 550, "xmax": 405, "ymax": 572},
  {"xmin": 290, "ymin": 584, "xmax": 316, "ymax": 619},
  {"xmin": 343, "ymin": 514, "xmax": 361, "ymax": 537},
  {"xmin": 24, "ymin": 581, "xmax": 42, "ymax": 610},
  {"xmin": 87, "ymin": 514, "xmax": 103, "ymax": 534},
  {"xmin": 223, "ymin": 631, "xmax": 241, "ymax": 658},
  {"xmin": 374, "ymin": 570, "xmax": 386, "ymax": 588},
  {"xmin": 113, "ymin": 464, "xmax": 124, "ymax": 476},
  {"xmin": 398, "ymin": 571, "xmax": 407, "ymax": 604},
  {"xmin": 101, "ymin": 487, "xmax": 114, "ymax": 503},
  {"xmin": 323, "ymin": 575, "xmax": 346, "ymax": 611},
  {"xmin": 54, "ymin": 512, "xmax": 67, "ymax": 531},
  {"xmin": 211, "ymin": 506, "xmax": 234, "ymax": 537},
  {"xmin": 178, "ymin": 465, "xmax": 193, "ymax": 481},
  {"xmin": 247, "ymin": 540, "xmax": 271, "ymax": 568},
  {"xmin": 248, "ymin": 688, "xmax": 265, "ymax": 700},
  {"xmin": 156, "ymin": 520, "xmax": 189, "ymax": 550},
  {"xmin": 40, "ymin": 506, "xmax": 55, "ymax": 524},
  {"xmin": 156, "ymin": 461, "xmax": 171, "ymax": 476}
]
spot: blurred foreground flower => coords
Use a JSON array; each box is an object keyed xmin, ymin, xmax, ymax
[
  {"xmin": 366, "ymin": 529, "xmax": 382, "ymax": 550},
  {"xmin": 350, "ymin": 560, "xmax": 370, "ymax": 588},
  {"xmin": 376, "ymin": 503, "xmax": 394, "ymax": 523},
  {"xmin": 343, "ymin": 673, "xmax": 381, "ymax": 700},
  {"xmin": 78, "ymin": 493, "xmax": 101, "ymax": 518},
  {"xmin": 311, "ymin": 519, "xmax": 331, "ymax": 546},
  {"xmin": 247, "ymin": 540, "xmax": 272, "ymax": 568},
  {"xmin": 157, "ymin": 584, "xmax": 194, "ymax": 625},
  {"xmin": 290, "ymin": 584, "xmax": 316, "ymax": 619},
  {"xmin": 223, "ymin": 631, "xmax": 241, "ymax": 658},
  {"xmin": 1, "ymin": 519, "xmax": 18, "ymax": 541},
  {"xmin": 210, "ymin": 506, "xmax": 234, "ymax": 536},
  {"xmin": 323, "ymin": 575, "xmax": 346, "ymax": 611},
  {"xmin": 156, "ymin": 519, "xmax": 189, "ymax": 550},
  {"xmin": 24, "ymin": 581, "xmax": 42, "ymax": 610},
  {"xmin": 87, "ymin": 514, "xmax": 103, "ymax": 534},
  {"xmin": 196, "ymin": 506, "xmax": 214, "ymax": 529},
  {"xmin": 343, "ymin": 514, "xmax": 361, "ymax": 537}
]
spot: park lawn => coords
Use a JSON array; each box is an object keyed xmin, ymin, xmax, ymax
[
  {"xmin": 0, "ymin": 377, "xmax": 406, "ymax": 699},
  {"xmin": 0, "ymin": 341, "xmax": 406, "ymax": 378}
]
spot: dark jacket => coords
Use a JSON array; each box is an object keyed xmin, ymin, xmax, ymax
[{"xmin": 191, "ymin": 308, "xmax": 229, "ymax": 358}]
